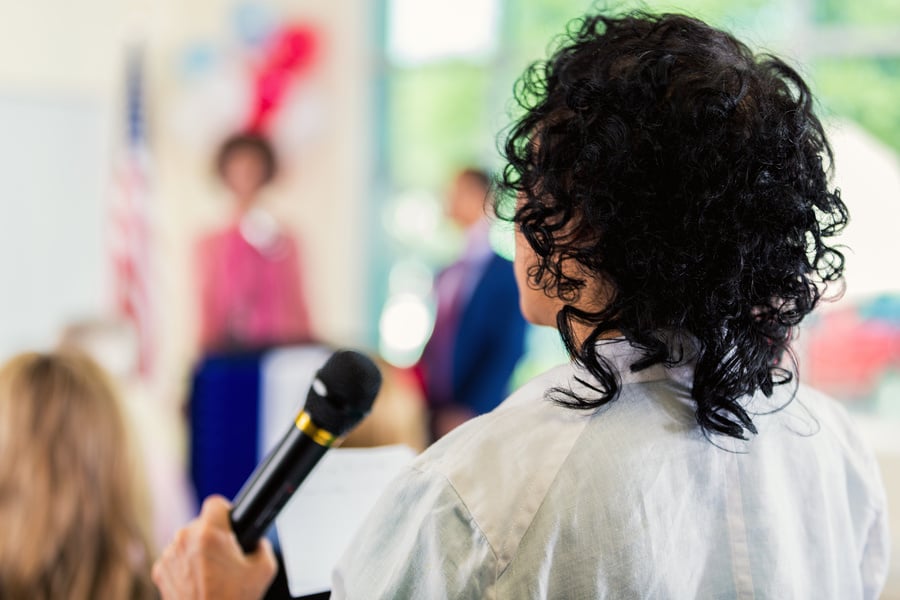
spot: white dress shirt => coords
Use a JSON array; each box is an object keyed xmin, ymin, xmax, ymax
[{"xmin": 333, "ymin": 339, "xmax": 890, "ymax": 599}]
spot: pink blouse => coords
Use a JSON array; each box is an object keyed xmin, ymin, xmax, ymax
[{"xmin": 195, "ymin": 220, "xmax": 312, "ymax": 351}]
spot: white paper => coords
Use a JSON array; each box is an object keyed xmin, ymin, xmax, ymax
[
  {"xmin": 275, "ymin": 445, "xmax": 417, "ymax": 597},
  {"xmin": 259, "ymin": 345, "xmax": 332, "ymax": 458}
]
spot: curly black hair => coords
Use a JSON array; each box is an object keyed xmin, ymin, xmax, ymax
[{"xmin": 498, "ymin": 12, "xmax": 848, "ymax": 440}]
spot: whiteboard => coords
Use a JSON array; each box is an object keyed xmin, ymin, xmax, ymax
[{"xmin": 0, "ymin": 92, "xmax": 109, "ymax": 361}]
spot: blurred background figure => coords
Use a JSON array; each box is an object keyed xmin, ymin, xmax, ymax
[
  {"xmin": 196, "ymin": 132, "xmax": 313, "ymax": 353},
  {"xmin": 58, "ymin": 318, "xmax": 195, "ymax": 551},
  {"xmin": 418, "ymin": 168, "xmax": 526, "ymax": 440},
  {"xmin": 0, "ymin": 351, "xmax": 157, "ymax": 600}
]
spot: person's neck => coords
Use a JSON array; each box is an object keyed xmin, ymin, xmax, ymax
[
  {"xmin": 233, "ymin": 193, "xmax": 259, "ymax": 216},
  {"xmin": 567, "ymin": 318, "xmax": 623, "ymax": 347},
  {"xmin": 555, "ymin": 283, "xmax": 622, "ymax": 346}
]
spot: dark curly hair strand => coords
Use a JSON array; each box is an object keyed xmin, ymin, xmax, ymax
[{"xmin": 498, "ymin": 12, "xmax": 848, "ymax": 440}]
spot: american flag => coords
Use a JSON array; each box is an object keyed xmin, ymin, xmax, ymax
[{"xmin": 109, "ymin": 47, "xmax": 156, "ymax": 378}]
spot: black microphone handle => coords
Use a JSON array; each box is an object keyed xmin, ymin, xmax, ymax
[{"xmin": 230, "ymin": 425, "xmax": 329, "ymax": 553}]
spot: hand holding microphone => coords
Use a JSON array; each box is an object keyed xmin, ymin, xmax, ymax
[
  {"xmin": 153, "ymin": 496, "xmax": 278, "ymax": 600},
  {"xmin": 153, "ymin": 349, "xmax": 382, "ymax": 600}
]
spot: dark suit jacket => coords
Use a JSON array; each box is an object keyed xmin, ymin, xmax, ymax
[{"xmin": 447, "ymin": 253, "xmax": 527, "ymax": 415}]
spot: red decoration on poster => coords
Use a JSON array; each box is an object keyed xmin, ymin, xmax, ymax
[{"xmin": 246, "ymin": 24, "xmax": 318, "ymax": 133}]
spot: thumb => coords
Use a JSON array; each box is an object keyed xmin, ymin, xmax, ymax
[{"xmin": 199, "ymin": 494, "xmax": 234, "ymax": 531}]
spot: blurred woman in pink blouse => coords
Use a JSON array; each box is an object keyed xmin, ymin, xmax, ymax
[{"xmin": 196, "ymin": 133, "xmax": 312, "ymax": 352}]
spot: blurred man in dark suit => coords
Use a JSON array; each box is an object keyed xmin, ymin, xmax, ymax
[{"xmin": 418, "ymin": 168, "xmax": 527, "ymax": 440}]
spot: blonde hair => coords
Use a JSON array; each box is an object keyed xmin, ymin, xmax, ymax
[{"xmin": 0, "ymin": 351, "xmax": 157, "ymax": 600}]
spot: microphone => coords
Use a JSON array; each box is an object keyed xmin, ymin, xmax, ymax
[{"xmin": 229, "ymin": 349, "xmax": 382, "ymax": 553}]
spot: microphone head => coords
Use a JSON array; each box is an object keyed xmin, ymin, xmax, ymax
[{"xmin": 305, "ymin": 350, "xmax": 382, "ymax": 437}]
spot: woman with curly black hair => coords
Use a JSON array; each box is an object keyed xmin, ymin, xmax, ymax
[
  {"xmin": 154, "ymin": 12, "xmax": 889, "ymax": 599},
  {"xmin": 500, "ymin": 11, "xmax": 850, "ymax": 443}
]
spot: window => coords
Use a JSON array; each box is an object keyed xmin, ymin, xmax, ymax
[{"xmin": 373, "ymin": 0, "xmax": 900, "ymax": 412}]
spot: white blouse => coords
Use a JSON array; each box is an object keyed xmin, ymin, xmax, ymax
[{"xmin": 333, "ymin": 339, "xmax": 889, "ymax": 599}]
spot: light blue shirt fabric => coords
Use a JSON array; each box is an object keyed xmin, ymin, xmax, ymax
[{"xmin": 333, "ymin": 340, "xmax": 890, "ymax": 599}]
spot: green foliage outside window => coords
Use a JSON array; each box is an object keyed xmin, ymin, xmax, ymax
[
  {"xmin": 813, "ymin": 58, "xmax": 900, "ymax": 154},
  {"xmin": 814, "ymin": 0, "xmax": 900, "ymax": 25},
  {"xmin": 389, "ymin": 63, "xmax": 495, "ymax": 190}
]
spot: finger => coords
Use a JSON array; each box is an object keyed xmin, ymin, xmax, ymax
[
  {"xmin": 172, "ymin": 526, "xmax": 190, "ymax": 552},
  {"xmin": 199, "ymin": 494, "xmax": 234, "ymax": 530},
  {"xmin": 250, "ymin": 537, "xmax": 278, "ymax": 572},
  {"xmin": 248, "ymin": 537, "xmax": 279, "ymax": 587},
  {"xmin": 153, "ymin": 549, "xmax": 183, "ymax": 600},
  {"xmin": 152, "ymin": 564, "xmax": 174, "ymax": 600},
  {"xmin": 151, "ymin": 559, "xmax": 164, "ymax": 590}
]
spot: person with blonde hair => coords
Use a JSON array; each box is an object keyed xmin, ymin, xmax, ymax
[{"xmin": 0, "ymin": 351, "xmax": 157, "ymax": 600}]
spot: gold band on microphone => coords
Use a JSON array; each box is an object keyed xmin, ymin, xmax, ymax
[{"xmin": 294, "ymin": 411, "xmax": 338, "ymax": 447}]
